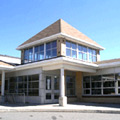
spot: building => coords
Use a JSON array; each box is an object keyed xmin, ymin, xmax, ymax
[{"xmin": 0, "ymin": 19, "xmax": 120, "ymax": 106}]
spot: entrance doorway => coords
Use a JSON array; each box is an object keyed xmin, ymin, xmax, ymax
[{"xmin": 45, "ymin": 75, "xmax": 59, "ymax": 103}]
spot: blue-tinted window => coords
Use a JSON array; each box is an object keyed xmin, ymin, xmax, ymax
[
  {"xmin": 93, "ymin": 50, "xmax": 96, "ymax": 55},
  {"xmin": 40, "ymin": 52, "xmax": 44, "ymax": 60},
  {"xmin": 24, "ymin": 48, "xmax": 33, "ymax": 63},
  {"xmin": 71, "ymin": 43, "xmax": 77, "ymax": 50},
  {"xmin": 83, "ymin": 53, "xmax": 87, "ymax": 61},
  {"xmin": 40, "ymin": 44, "xmax": 44, "ymax": 51},
  {"xmin": 52, "ymin": 41, "xmax": 57, "ymax": 48},
  {"xmin": 72, "ymin": 50, "xmax": 77, "ymax": 58},
  {"xmin": 93, "ymin": 56, "xmax": 97, "ymax": 62},
  {"xmin": 46, "ymin": 40, "xmax": 57, "ymax": 59},
  {"xmin": 83, "ymin": 46, "xmax": 87, "ymax": 52},
  {"xmin": 46, "ymin": 42, "xmax": 51, "ymax": 50},
  {"xmin": 35, "ymin": 44, "xmax": 44, "ymax": 61},
  {"xmin": 46, "ymin": 50, "xmax": 51, "ymax": 59},
  {"xmin": 52, "ymin": 49, "xmax": 57, "ymax": 57},
  {"xmin": 78, "ymin": 45, "xmax": 82, "ymax": 51},
  {"xmin": 66, "ymin": 41, "xmax": 71, "ymax": 48},
  {"xmin": 35, "ymin": 46, "xmax": 38, "ymax": 53},
  {"xmin": 88, "ymin": 48, "xmax": 92, "ymax": 55},
  {"xmin": 89, "ymin": 55, "xmax": 92, "ymax": 62},
  {"xmin": 66, "ymin": 49, "xmax": 71, "ymax": 57},
  {"xmin": 78, "ymin": 52, "xmax": 82, "ymax": 60}
]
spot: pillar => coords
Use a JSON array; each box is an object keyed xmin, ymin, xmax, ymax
[
  {"xmin": 1, "ymin": 70, "xmax": 5, "ymax": 103},
  {"xmin": 59, "ymin": 68, "xmax": 67, "ymax": 106}
]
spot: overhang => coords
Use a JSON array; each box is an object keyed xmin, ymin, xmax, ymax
[
  {"xmin": 17, "ymin": 33, "xmax": 104, "ymax": 50},
  {"xmin": 14, "ymin": 57, "xmax": 98, "ymax": 73}
]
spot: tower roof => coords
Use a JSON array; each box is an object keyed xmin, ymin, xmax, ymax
[{"xmin": 18, "ymin": 19, "xmax": 103, "ymax": 50}]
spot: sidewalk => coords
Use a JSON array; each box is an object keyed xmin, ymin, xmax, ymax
[{"xmin": 0, "ymin": 102, "xmax": 120, "ymax": 113}]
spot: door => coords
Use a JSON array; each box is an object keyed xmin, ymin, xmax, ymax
[{"xmin": 45, "ymin": 75, "xmax": 59, "ymax": 103}]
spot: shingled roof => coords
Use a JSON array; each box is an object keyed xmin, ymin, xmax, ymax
[{"xmin": 18, "ymin": 19, "xmax": 103, "ymax": 49}]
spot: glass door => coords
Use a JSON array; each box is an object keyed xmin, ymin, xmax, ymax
[{"xmin": 45, "ymin": 75, "xmax": 59, "ymax": 103}]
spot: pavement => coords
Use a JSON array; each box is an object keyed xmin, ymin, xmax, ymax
[{"xmin": 0, "ymin": 102, "xmax": 120, "ymax": 113}]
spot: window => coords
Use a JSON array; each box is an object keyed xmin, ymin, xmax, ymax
[
  {"xmin": 46, "ymin": 41, "xmax": 57, "ymax": 59},
  {"xmin": 23, "ymin": 40, "xmax": 57, "ymax": 64},
  {"xmin": 46, "ymin": 76, "xmax": 51, "ymax": 90},
  {"xmin": 66, "ymin": 40, "xmax": 97, "ymax": 62},
  {"xmin": 91, "ymin": 76, "xmax": 102, "ymax": 95},
  {"xmin": 83, "ymin": 74, "xmax": 117, "ymax": 96},
  {"xmin": 8, "ymin": 74, "xmax": 39, "ymax": 96},
  {"xmin": 18, "ymin": 76, "xmax": 27, "ymax": 95},
  {"xmin": 54, "ymin": 76, "xmax": 59, "ymax": 90},
  {"xmin": 28, "ymin": 75, "xmax": 39, "ymax": 96},
  {"xmin": 83, "ymin": 76, "xmax": 91, "ymax": 95},
  {"xmin": 46, "ymin": 93, "xmax": 51, "ymax": 99},
  {"xmin": 82, "ymin": 46, "xmax": 87, "ymax": 61},
  {"xmin": 24, "ymin": 48, "xmax": 33, "ymax": 63},
  {"xmin": 66, "ymin": 76, "xmax": 75, "ymax": 96},
  {"xmin": 88, "ymin": 48, "xmax": 97, "ymax": 62},
  {"xmin": 102, "ymin": 74, "xmax": 115, "ymax": 95},
  {"xmin": 78, "ymin": 45, "xmax": 83, "ymax": 60},
  {"xmin": 9, "ymin": 77, "xmax": 17, "ymax": 93},
  {"xmin": 66, "ymin": 41, "xmax": 77, "ymax": 58},
  {"xmin": 35, "ymin": 44, "xmax": 44, "ymax": 61}
]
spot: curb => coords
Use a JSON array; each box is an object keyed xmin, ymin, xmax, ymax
[{"xmin": 0, "ymin": 109, "xmax": 120, "ymax": 114}]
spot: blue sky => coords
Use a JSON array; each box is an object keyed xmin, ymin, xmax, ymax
[{"xmin": 0, "ymin": 0, "xmax": 120, "ymax": 60}]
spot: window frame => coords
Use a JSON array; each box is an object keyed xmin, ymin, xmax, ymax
[
  {"xmin": 83, "ymin": 74, "xmax": 119, "ymax": 96},
  {"xmin": 66, "ymin": 40, "xmax": 97, "ymax": 62},
  {"xmin": 66, "ymin": 75, "xmax": 76, "ymax": 96}
]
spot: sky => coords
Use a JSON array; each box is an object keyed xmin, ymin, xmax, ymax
[{"xmin": 0, "ymin": 0, "xmax": 120, "ymax": 60}]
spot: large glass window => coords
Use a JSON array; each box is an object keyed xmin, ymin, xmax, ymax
[
  {"xmin": 8, "ymin": 74, "xmax": 39, "ymax": 96},
  {"xmin": 28, "ymin": 75, "xmax": 39, "ymax": 96},
  {"xmin": 35, "ymin": 44, "xmax": 44, "ymax": 61},
  {"xmin": 66, "ymin": 76, "xmax": 76, "ymax": 96},
  {"xmin": 66, "ymin": 40, "xmax": 97, "ymax": 62},
  {"xmin": 18, "ymin": 76, "xmax": 27, "ymax": 95},
  {"xmin": 24, "ymin": 48, "xmax": 33, "ymax": 63},
  {"xmin": 23, "ymin": 40, "xmax": 57, "ymax": 64},
  {"xmin": 46, "ymin": 41, "xmax": 57, "ymax": 59},
  {"xmin": 83, "ymin": 74, "xmax": 117, "ymax": 96}
]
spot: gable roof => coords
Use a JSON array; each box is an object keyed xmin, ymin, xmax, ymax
[{"xmin": 17, "ymin": 19, "xmax": 104, "ymax": 50}]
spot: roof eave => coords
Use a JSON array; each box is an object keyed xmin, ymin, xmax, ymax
[{"xmin": 17, "ymin": 32, "xmax": 104, "ymax": 50}]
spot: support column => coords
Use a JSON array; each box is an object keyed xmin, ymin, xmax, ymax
[
  {"xmin": 1, "ymin": 70, "xmax": 5, "ymax": 103},
  {"xmin": 59, "ymin": 68, "xmax": 67, "ymax": 106},
  {"xmin": 39, "ymin": 70, "xmax": 45, "ymax": 104}
]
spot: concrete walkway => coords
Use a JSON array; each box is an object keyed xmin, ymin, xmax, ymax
[{"xmin": 0, "ymin": 103, "xmax": 120, "ymax": 113}]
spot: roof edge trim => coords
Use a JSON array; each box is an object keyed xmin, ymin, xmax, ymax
[{"xmin": 17, "ymin": 32, "xmax": 104, "ymax": 50}]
